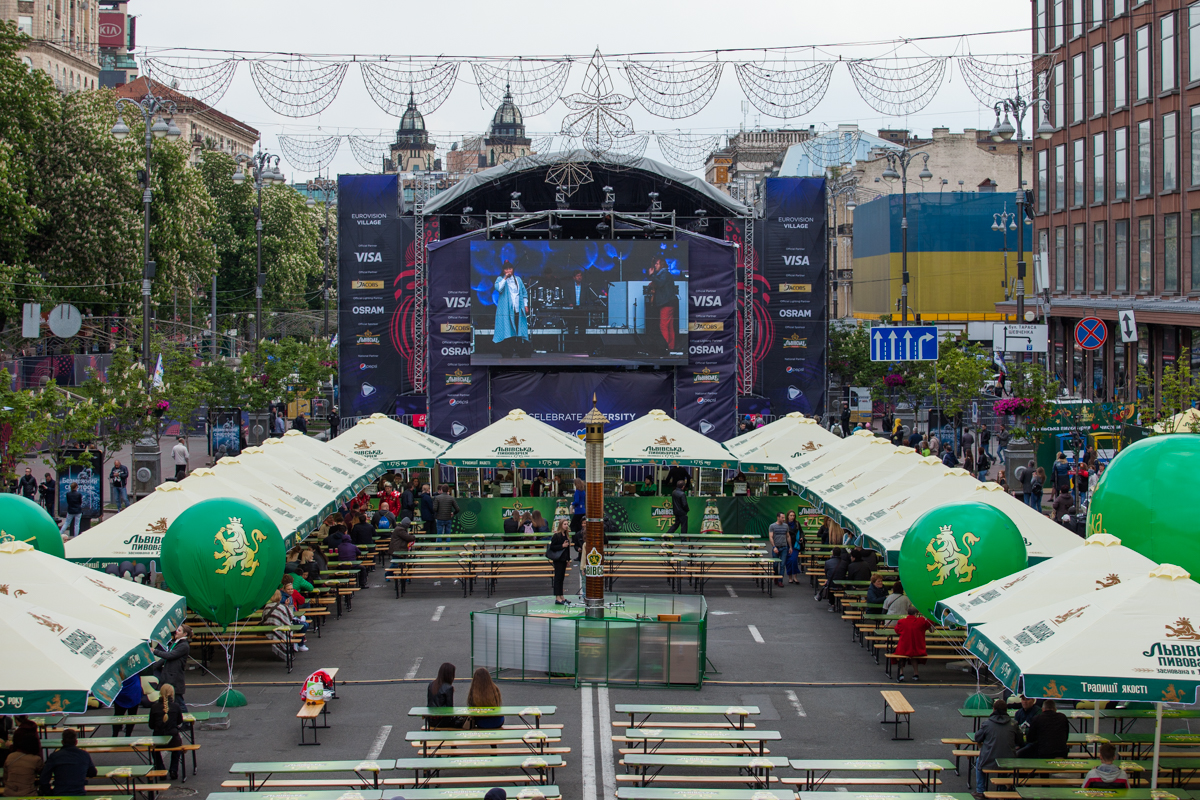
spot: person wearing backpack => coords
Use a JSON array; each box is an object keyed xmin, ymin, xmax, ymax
[
  {"xmin": 1051, "ymin": 453, "xmax": 1072, "ymax": 498},
  {"xmin": 1015, "ymin": 460, "xmax": 1035, "ymax": 505}
]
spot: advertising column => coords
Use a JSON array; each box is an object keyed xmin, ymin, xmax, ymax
[
  {"xmin": 761, "ymin": 178, "xmax": 828, "ymax": 417},
  {"xmin": 338, "ymin": 175, "xmax": 402, "ymax": 418}
]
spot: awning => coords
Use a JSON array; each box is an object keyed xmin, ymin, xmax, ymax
[
  {"xmin": 437, "ymin": 408, "xmax": 585, "ymax": 468},
  {"xmin": 723, "ymin": 412, "xmax": 842, "ymax": 472},
  {"xmin": 328, "ymin": 413, "xmax": 448, "ymax": 471},
  {"xmin": 605, "ymin": 409, "xmax": 735, "ymax": 468}
]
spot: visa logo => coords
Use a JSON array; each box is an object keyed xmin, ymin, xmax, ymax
[
  {"xmin": 691, "ymin": 295, "xmax": 722, "ymax": 307},
  {"xmin": 355, "ymin": 252, "xmax": 382, "ymax": 263},
  {"xmin": 782, "ymin": 255, "xmax": 810, "ymax": 266},
  {"xmin": 444, "ymin": 297, "xmax": 470, "ymax": 309}
]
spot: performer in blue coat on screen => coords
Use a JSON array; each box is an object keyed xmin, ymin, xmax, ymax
[{"xmin": 493, "ymin": 261, "xmax": 529, "ymax": 357}]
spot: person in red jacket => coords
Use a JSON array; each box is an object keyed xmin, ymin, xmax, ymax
[{"xmin": 893, "ymin": 606, "xmax": 934, "ymax": 682}]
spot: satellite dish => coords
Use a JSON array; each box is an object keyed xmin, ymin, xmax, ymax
[{"xmin": 47, "ymin": 304, "xmax": 82, "ymax": 337}]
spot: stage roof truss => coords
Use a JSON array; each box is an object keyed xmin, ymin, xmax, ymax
[{"xmin": 484, "ymin": 208, "xmax": 679, "ymax": 240}]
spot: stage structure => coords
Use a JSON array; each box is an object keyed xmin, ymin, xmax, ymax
[{"xmin": 336, "ymin": 147, "xmax": 829, "ymax": 437}]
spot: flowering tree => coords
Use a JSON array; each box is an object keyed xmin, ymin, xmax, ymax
[{"xmin": 1000, "ymin": 361, "xmax": 1060, "ymax": 442}]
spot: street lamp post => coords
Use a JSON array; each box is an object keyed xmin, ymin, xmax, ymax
[
  {"xmin": 826, "ymin": 179, "xmax": 858, "ymax": 427},
  {"xmin": 988, "ymin": 73, "xmax": 1054, "ymax": 323},
  {"xmin": 881, "ymin": 150, "xmax": 933, "ymax": 325},
  {"xmin": 306, "ymin": 177, "xmax": 337, "ymax": 338},
  {"xmin": 111, "ymin": 87, "xmax": 182, "ymax": 376},
  {"xmin": 232, "ymin": 150, "xmax": 286, "ymax": 344},
  {"xmin": 992, "ymin": 204, "xmax": 1019, "ymax": 300}
]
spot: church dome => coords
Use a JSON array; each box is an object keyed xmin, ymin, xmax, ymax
[
  {"xmin": 491, "ymin": 86, "xmax": 523, "ymax": 129},
  {"xmin": 399, "ymin": 91, "xmax": 425, "ymax": 133}
]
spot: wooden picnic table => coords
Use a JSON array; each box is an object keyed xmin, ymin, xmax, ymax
[
  {"xmin": 228, "ymin": 759, "xmax": 396, "ymax": 790},
  {"xmin": 192, "ymin": 624, "xmax": 305, "ymax": 671},
  {"xmin": 622, "ymin": 728, "xmax": 781, "ymax": 755},
  {"xmin": 404, "ymin": 728, "xmax": 557, "ymax": 757},
  {"xmin": 995, "ymin": 758, "xmax": 1151, "ymax": 788},
  {"xmin": 21, "ymin": 795, "xmax": 133, "ymax": 800},
  {"xmin": 960, "ymin": 708, "xmax": 1116, "ymax": 733},
  {"xmin": 1112, "ymin": 734, "xmax": 1200, "ymax": 758},
  {"xmin": 41, "ymin": 734, "xmax": 172, "ymax": 756},
  {"xmin": 620, "ymin": 754, "xmax": 785, "ymax": 789},
  {"xmin": 407, "ymin": 705, "xmax": 556, "ymax": 729},
  {"xmin": 393, "ymin": 755, "xmax": 562, "ymax": 787},
  {"xmin": 616, "ymin": 705, "xmax": 759, "ymax": 730},
  {"xmin": 792, "ymin": 794, "xmax": 972, "ymax": 800},
  {"xmin": 787, "ymin": 758, "xmax": 954, "ymax": 790},
  {"xmin": 1014, "ymin": 789, "xmax": 1196, "ymax": 799},
  {"xmin": 205, "ymin": 789, "xmax": 563, "ymax": 800},
  {"xmin": 615, "ymin": 789, "xmax": 792, "ymax": 800}
]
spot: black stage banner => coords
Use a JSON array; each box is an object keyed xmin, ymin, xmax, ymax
[
  {"xmin": 338, "ymin": 174, "xmax": 406, "ymax": 417},
  {"xmin": 761, "ymin": 178, "xmax": 827, "ymax": 418},
  {"xmin": 490, "ymin": 371, "xmax": 674, "ymax": 435},
  {"xmin": 674, "ymin": 232, "xmax": 737, "ymax": 438},
  {"xmin": 427, "ymin": 232, "xmax": 489, "ymax": 441}
]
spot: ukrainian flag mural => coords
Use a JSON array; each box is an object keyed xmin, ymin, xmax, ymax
[{"xmin": 852, "ymin": 192, "xmax": 1033, "ymax": 322}]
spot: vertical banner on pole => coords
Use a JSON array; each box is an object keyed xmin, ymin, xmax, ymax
[
  {"xmin": 761, "ymin": 178, "xmax": 828, "ymax": 417},
  {"xmin": 675, "ymin": 233, "xmax": 737, "ymax": 438},
  {"xmin": 427, "ymin": 232, "xmax": 489, "ymax": 441}
]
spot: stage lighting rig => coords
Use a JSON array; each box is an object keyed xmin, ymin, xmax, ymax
[
  {"xmin": 601, "ymin": 186, "xmax": 615, "ymax": 211},
  {"xmin": 596, "ymin": 220, "xmax": 610, "ymax": 236},
  {"xmin": 647, "ymin": 191, "xmax": 661, "ymax": 213},
  {"xmin": 555, "ymin": 187, "xmax": 569, "ymax": 210},
  {"xmin": 510, "ymin": 191, "xmax": 525, "ymax": 212},
  {"xmin": 460, "ymin": 205, "xmax": 484, "ymax": 231}
]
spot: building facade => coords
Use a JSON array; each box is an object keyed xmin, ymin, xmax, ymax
[
  {"xmin": 115, "ymin": 77, "xmax": 259, "ymax": 166},
  {"xmin": 387, "ymin": 93, "xmax": 438, "ymax": 173},
  {"xmin": 97, "ymin": 0, "xmax": 136, "ymax": 87},
  {"xmin": 1, "ymin": 0, "xmax": 100, "ymax": 90},
  {"xmin": 705, "ymin": 128, "xmax": 813, "ymax": 203},
  {"xmin": 1028, "ymin": 0, "xmax": 1200, "ymax": 404}
]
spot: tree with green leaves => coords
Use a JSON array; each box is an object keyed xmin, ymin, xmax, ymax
[
  {"xmin": 0, "ymin": 373, "xmax": 49, "ymax": 482},
  {"xmin": 997, "ymin": 360, "xmax": 1061, "ymax": 443},
  {"xmin": 74, "ymin": 347, "xmax": 157, "ymax": 475},
  {"xmin": 922, "ymin": 336, "xmax": 994, "ymax": 444},
  {"xmin": 1136, "ymin": 353, "xmax": 1199, "ymax": 433}
]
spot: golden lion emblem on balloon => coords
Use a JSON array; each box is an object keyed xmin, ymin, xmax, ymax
[
  {"xmin": 925, "ymin": 525, "xmax": 979, "ymax": 586},
  {"xmin": 213, "ymin": 516, "xmax": 266, "ymax": 576}
]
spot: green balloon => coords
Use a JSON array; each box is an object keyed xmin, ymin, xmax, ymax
[
  {"xmin": 898, "ymin": 501, "xmax": 1028, "ymax": 620},
  {"xmin": 0, "ymin": 495, "xmax": 65, "ymax": 558},
  {"xmin": 161, "ymin": 498, "xmax": 285, "ymax": 626},
  {"xmin": 1087, "ymin": 434, "xmax": 1200, "ymax": 581}
]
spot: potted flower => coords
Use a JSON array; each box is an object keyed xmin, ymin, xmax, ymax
[{"xmin": 152, "ymin": 399, "xmax": 170, "ymax": 418}]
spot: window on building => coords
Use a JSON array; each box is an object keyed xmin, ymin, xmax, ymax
[
  {"xmin": 1135, "ymin": 25, "xmax": 1150, "ymax": 100},
  {"xmin": 1115, "ymin": 219, "xmax": 1129, "ymax": 292},
  {"xmin": 1072, "ymin": 54, "xmax": 1085, "ymax": 123},
  {"xmin": 1092, "ymin": 44, "xmax": 1105, "ymax": 116},
  {"xmin": 1074, "ymin": 223, "xmax": 1086, "ymax": 291},
  {"xmin": 1038, "ymin": 149, "xmax": 1049, "ymax": 212},
  {"xmin": 1054, "ymin": 0, "xmax": 1065, "ymax": 48},
  {"xmin": 1054, "ymin": 62, "xmax": 1065, "ymax": 126},
  {"xmin": 1074, "ymin": 138, "xmax": 1085, "ymax": 205},
  {"xmin": 1114, "ymin": 36, "xmax": 1128, "ymax": 108},
  {"xmin": 1072, "ymin": 0, "xmax": 1084, "ymax": 37},
  {"xmin": 1137, "ymin": 119, "xmax": 1152, "ymax": 195},
  {"xmin": 1138, "ymin": 216, "xmax": 1153, "ymax": 292},
  {"xmin": 1055, "ymin": 143, "xmax": 1067, "ymax": 209},
  {"xmin": 1036, "ymin": 71, "xmax": 1049, "ymax": 130},
  {"xmin": 1037, "ymin": 0, "xmax": 1048, "ymax": 53},
  {"xmin": 1191, "ymin": 211, "xmax": 1200, "ymax": 289},
  {"xmin": 1092, "ymin": 0, "xmax": 1103, "ymax": 26},
  {"xmin": 1114, "ymin": 0, "xmax": 1126, "ymax": 17},
  {"xmin": 1193, "ymin": 107, "xmax": 1200, "ymax": 186},
  {"xmin": 1164, "ymin": 213, "xmax": 1180, "ymax": 292},
  {"xmin": 1039, "ymin": 230, "xmax": 1050, "ymax": 294},
  {"xmin": 1115, "ymin": 126, "xmax": 1128, "ymax": 199},
  {"xmin": 1161, "ymin": 12, "xmax": 1177, "ymax": 92},
  {"xmin": 17, "ymin": 15, "xmax": 32, "ymax": 35},
  {"xmin": 1163, "ymin": 111, "xmax": 1178, "ymax": 192},
  {"xmin": 1093, "ymin": 131, "xmax": 1106, "ymax": 202},
  {"xmin": 1093, "ymin": 222, "xmax": 1107, "ymax": 292},
  {"xmin": 1190, "ymin": 3, "xmax": 1200, "ymax": 82},
  {"xmin": 1056, "ymin": 226, "xmax": 1067, "ymax": 291}
]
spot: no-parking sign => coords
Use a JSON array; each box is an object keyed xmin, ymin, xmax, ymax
[{"xmin": 1074, "ymin": 317, "xmax": 1107, "ymax": 351}]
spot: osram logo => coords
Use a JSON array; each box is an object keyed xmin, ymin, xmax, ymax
[
  {"xmin": 352, "ymin": 306, "xmax": 384, "ymax": 314},
  {"xmin": 441, "ymin": 346, "xmax": 471, "ymax": 356},
  {"xmin": 690, "ymin": 345, "xmax": 724, "ymax": 354},
  {"xmin": 779, "ymin": 309, "xmax": 812, "ymax": 318},
  {"xmin": 444, "ymin": 297, "xmax": 470, "ymax": 309},
  {"xmin": 355, "ymin": 252, "xmax": 382, "ymax": 263},
  {"xmin": 691, "ymin": 295, "xmax": 722, "ymax": 307},
  {"xmin": 782, "ymin": 255, "xmax": 810, "ymax": 266}
]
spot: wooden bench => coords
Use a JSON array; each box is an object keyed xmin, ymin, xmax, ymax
[
  {"xmin": 617, "ymin": 754, "xmax": 785, "ymax": 789},
  {"xmin": 615, "ymin": 704, "xmax": 759, "ymax": 731},
  {"xmin": 297, "ymin": 701, "xmax": 328, "ymax": 745},
  {"xmin": 884, "ymin": 652, "xmax": 979, "ymax": 678},
  {"xmin": 786, "ymin": 758, "xmax": 952, "ymax": 791},
  {"xmin": 227, "ymin": 758, "xmax": 396, "ymax": 790},
  {"xmin": 393, "ymin": 755, "xmax": 563, "ymax": 788},
  {"xmin": 615, "ymin": 788, "xmax": 792, "ymax": 800},
  {"xmin": 881, "ymin": 690, "xmax": 915, "ymax": 740}
]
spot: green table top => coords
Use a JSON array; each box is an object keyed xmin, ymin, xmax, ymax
[
  {"xmin": 996, "ymin": 758, "xmax": 1149, "ymax": 772},
  {"xmin": 623, "ymin": 755, "xmax": 787, "ymax": 768},
  {"xmin": 230, "ymin": 760, "xmax": 395, "ymax": 774},
  {"xmin": 193, "ymin": 625, "xmax": 303, "ymax": 634},
  {"xmin": 393, "ymin": 755, "xmax": 563, "ymax": 770},
  {"xmin": 205, "ymin": 790, "xmax": 561, "ymax": 800},
  {"xmin": 616, "ymin": 790, "xmax": 791, "ymax": 800},
  {"xmin": 616, "ymin": 704, "xmax": 760, "ymax": 716},
  {"xmin": 67, "ymin": 712, "xmax": 224, "ymax": 726},
  {"xmin": 1015, "ymin": 790, "xmax": 1194, "ymax": 799},
  {"xmin": 408, "ymin": 706, "xmax": 555, "ymax": 717},
  {"xmin": 623, "ymin": 729, "xmax": 781, "ymax": 742},
  {"xmin": 20, "ymin": 796, "xmax": 132, "ymax": 800},
  {"xmin": 1103, "ymin": 710, "xmax": 1200, "ymax": 719},
  {"xmin": 792, "ymin": 794, "xmax": 973, "ymax": 800},
  {"xmin": 960, "ymin": 709, "xmax": 1103, "ymax": 719},
  {"xmin": 95, "ymin": 765, "xmax": 154, "ymax": 778},
  {"xmin": 790, "ymin": 759, "xmax": 954, "ymax": 771},
  {"xmin": 42, "ymin": 735, "xmax": 171, "ymax": 749},
  {"xmin": 405, "ymin": 729, "xmax": 555, "ymax": 742},
  {"xmin": 1115, "ymin": 734, "xmax": 1200, "ymax": 744}
]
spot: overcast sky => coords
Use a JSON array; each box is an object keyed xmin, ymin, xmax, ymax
[{"xmin": 135, "ymin": 0, "xmax": 1032, "ymax": 178}]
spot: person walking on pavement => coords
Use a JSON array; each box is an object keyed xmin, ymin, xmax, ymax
[
  {"xmin": 109, "ymin": 460, "xmax": 130, "ymax": 511},
  {"xmin": 292, "ymin": 413, "xmax": 308, "ymax": 434},
  {"xmin": 59, "ymin": 482, "xmax": 83, "ymax": 537},
  {"xmin": 432, "ymin": 484, "xmax": 459, "ymax": 542},
  {"xmin": 171, "ymin": 437, "xmax": 189, "ymax": 481},
  {"xmin": 17, "ymin": 467, "xmax": 37, "ymax": 501},
  {"xmin": 419, "ymin": 483, "xmax": 436, "ymax": 538},
  {"xmin": 39, "ymin": 472, "xmax": 56, "ymax": 517},
  {"xmin": 153, "ymin": 624, "xmax": 191, "ymax": 708},
  {"xmin": 328, "ymin": 406, "xmax": 339, "ymax": 438},
  {"xmin": 768, "ymin": 512, "xmax": 791, "ymax": 588},
  {"xmin": 667, "ymin": 480, "xmax": 688, "ymax": 534}
]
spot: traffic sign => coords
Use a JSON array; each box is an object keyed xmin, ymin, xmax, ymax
[
  {"xmin": 870, "ymin": 325, "xmax": 939, "ymax": 362},
  {"xmin": 1074, "ymin": 317, "xmax": 1107, "ymax": 351},
  {"xmin": 993, "ymin": 323, "xmax": 1048, "ymax": 352},
  {"xmin": 1118, "ymin": 309, "xmax": 1137, "ymax": 343}
]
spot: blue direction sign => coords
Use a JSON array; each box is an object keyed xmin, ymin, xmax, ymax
[{"xmin": 870, "ymin": 325, "xmax": 939, "ymax": 362}]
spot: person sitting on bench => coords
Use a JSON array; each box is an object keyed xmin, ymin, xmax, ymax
[
  {"xmin": 892, "ymin": 606, "xmax": 933, "ymax": 682},
  {"xmin": 39, "ymin": 729, "xmax": 96, "ymax": 795},
  {"xmin": 1017, "ymin": 699, "xmax": 1070, "ymax": 758},
  {"xmin": 1082, "ymin": 744, "xmax": 1129, "ymax": 788},
  {"xmin": 466, "ymin": 667, "xmax": 505, "ymax": 729},
  {"xmin": 975, "ymin": 698, "xmax": 1024, "ymax": 796}
]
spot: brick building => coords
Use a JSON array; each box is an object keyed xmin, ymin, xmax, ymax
[{"xmin": 1, "ymin": 0, "xmax": 100, "ymax": 91}]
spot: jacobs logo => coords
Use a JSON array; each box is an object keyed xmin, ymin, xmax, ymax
[
  {"xmin": 351, "ymin": 280, "xmax": 384, "ymax": 290},
  {"xmin": 778, "ymin": 283, "xmax": 812, "ymax": 292}
]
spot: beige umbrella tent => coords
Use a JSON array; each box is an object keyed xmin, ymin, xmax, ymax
[{"xmin": 724, "ymin": 412, "xmax": 841, "ymax": 472}]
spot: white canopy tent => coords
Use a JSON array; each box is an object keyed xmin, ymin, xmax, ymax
[
  {"xmin": 65, "ymin": 481, "xmax": 209, "ymax": 568},
  {"xmin": 723, "ymin": 412, "xmax": 842, "ymax": 472},
  {"xmin": 935, "ymin": 533, "xmax": 1157, "ymax": 627},
  {"xmin": 783, "ymin": 430, "xmax": 894, "ymax": 497},
  {"xmin": 181, "ymin": 461, "xmax": 320, "ymax": 544},
  {"xmin": 810, "ymin": 451, "xmax": 942, "ymax": 524},
  {"xmin": 800, "ymin": 442, "xmax": 916, "ymax": 506},
  {"xmin": 329, "ymin": 413, "xmax": 448, "ymax": 472},
  {"xmin": 437, "ymin": 409, "xmax": 585, "ymax": 468},
  {"xmin": 605, "ymin": 410, "xmax": 735, "ymax": 468},
  {"xmin": 265, "ymin": 431, "xmax": 378, "ymax": 495},
  {"xmin": 852, "ymin": 470, "xmax": 985, "ymax": 560}
]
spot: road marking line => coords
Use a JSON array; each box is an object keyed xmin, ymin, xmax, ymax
[
  {"xmin": 710, "ymin": 610, "xmax": 733, "ymax": 615},
  {"xmin": 431, "ymin": 606, "xmax": 445, "ymax": 622},
  {"xmin": 581, "ymin": 683, "xmax": 597, "ymax": 800},
  {"xmin": 747, "ymin": 625, "xmax": 764, "ymax": 643},
  {"xmin": 366, "ymin": 725, "xmax": 392, "ymax": 759},
  {"xmin": 597, "ymin": 686, "xmax": 616, "ymax": 799},
  {"xmin": 726, "ymin": 585, "xmax": 738, "ymax": 598},
  {"xmin": 404, "ymin": 657, "xmax": 423, "ymax": 680},
  {"xmin": 785, "ymin": 690, "xmax": 807, "ymax": 717}
]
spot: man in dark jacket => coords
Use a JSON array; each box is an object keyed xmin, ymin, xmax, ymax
[
  {"xmin": 372, "ymin": 502, "xmax": 396, "ymax": 530},
  {"xmin": 153, "ymin": 625, "xmax": 191, "ymax": 707},
  {"xmin": 350, "ymin": 513, "xmax": 377, "ymax": 546},
  {"xmin": 976, "ymin": 698, "xmax": 1024, "ymax": 793},
  {"xmin": 17, "ymin": 467, "xmax": 37, "ymax": 500},
  {"xmin": 400, "ymin": 483, "xmax": 416, "ymax": 520},
  {"xmin": 667, "ymin": 480, "xmax": 688, "ymax": 534},
  {"xmin": 40, "ymin": 728, "xmax": 96, "ymax": 795},
  {"xmin": 419, "ymin": 484, "xmax": 436, "ymax": 539},
  {"xmin": 109, "ymin": 460, "xmax": 130, "ymax": 511},
  {"xmin": 431, "ymin": 484, "xmax": 459, "ymax": 541},
  {"xmin": 59, "ymin": 482, "xmax": 84, "ymax": 537},
  {"xmin": 817, "ymin": 546, "xmax": 848, "ymax": 610},
  {"xmin": 846, "ymin": 549, "xmax": 873, "ymax": 582},
  {"xmin": 1014, "ymin": 695, "xmax": 1041, "ymax": 732},
  {"xmin": 1019, "ymin": 699, "xmax": 1070, "ymax": 757},
  {"xmin": 292, "ymin": 413, "xmax": 308, "ymax": 434},
  {"xmin": 39, "ymin": 472, "xmax": 56, "ymax": 516},
  {"xmin": 907, "ymin": 429, "xmax": 923, "ymax": 449},
  {"xmin": 1018, "ymin": 460, "xmax": 1035, "ymax": 505}
]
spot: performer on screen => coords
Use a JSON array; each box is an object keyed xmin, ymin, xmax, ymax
[
  {"xmin": 646, "ymin": 258, "xmax": 677, "ymax": 355},
  {"xmin": 565, "ymin": 268, "xmax": 600, "ymax": 354},
  {"xmin": 492, "ymin": 262, "xmax": 529, "ymax": 357}
]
